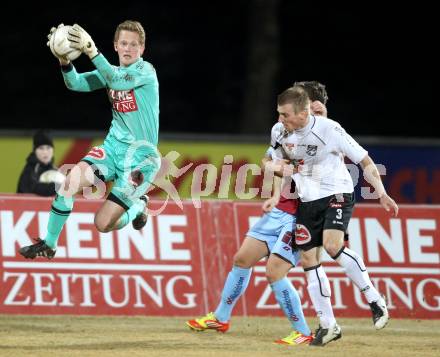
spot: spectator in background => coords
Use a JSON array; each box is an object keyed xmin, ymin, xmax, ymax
[{"xmin": 17, "ymin": 130, "xmax": 64, "ymax": 196}]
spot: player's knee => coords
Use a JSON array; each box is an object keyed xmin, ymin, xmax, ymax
[
  {"xmin": 324, "ymin": 240, "xmax": 343, "ymax": 258},
  {"xmin": 266, "ymin": 257, "xmax": 290, "ymax": 283},
  {"xmin": 265, "ymin": 267, "xmax": 284, "ymax": 283},
  {"xmin": 233, "ymin": 252, "xmax": 253, "ymax": 268},
  {"xmin": 94, "ymin": 215, "xmax": 113, "ymax": 233}
]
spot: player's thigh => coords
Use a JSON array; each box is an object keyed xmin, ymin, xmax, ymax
[
  {"xmin": 294, "ymin": 198, "xmax": 326, "ymax": 251},
  {"xmin": 323, "ymin": 193, "xmax": 355, "ymax": 256},
  {"xmin": 270, "ymin": 214, "xmax": 298, "ymax": 267},
  {"xmin": 233, "ymin": 237, "xmax": 269, "ymax": 268},
  {"xmin": 81, "ymin": 142, "xmax": 117, "ymax": 183},
  {"xmin": 94, "ymin": 199, "xmax": 126, "ymax": 232},
  {"xmin": 113, "ymin": 144, "xmax": 160, "ymax": 207},
  {"xmin": 63, "ymin": 161, "xmax": 97, "ymax": 195},
  {"xmin": 266, "ymin": 253, "xmax": 293, "ymax": 282}
]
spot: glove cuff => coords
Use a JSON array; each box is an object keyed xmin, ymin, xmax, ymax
[
  {"xmin": 88, "ymin": 49, "xmax": 100, "ymax": 59},
  {"xmin": 60, "ymin": 63, "xmax": 73, "ymax": 73}
]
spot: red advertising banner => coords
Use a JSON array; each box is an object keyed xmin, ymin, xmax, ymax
[{"xmin": 0, "ymin": 194, "xmax": 439, "ymax": 318}]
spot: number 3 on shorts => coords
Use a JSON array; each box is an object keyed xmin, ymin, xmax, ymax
[{"xmin": 336, "ymin": 208, "xmax": 342, "ymax": 219}]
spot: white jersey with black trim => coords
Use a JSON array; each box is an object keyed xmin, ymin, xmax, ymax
[{"xmin": 270, "ymin": 116, "xmax": 368, "ymax": 202}]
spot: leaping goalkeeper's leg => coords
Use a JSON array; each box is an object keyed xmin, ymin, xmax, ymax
[{"xmin": 19, "ymin": 162, "xmax": 94, "ymax": 259}]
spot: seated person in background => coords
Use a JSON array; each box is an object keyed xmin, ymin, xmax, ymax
[{"xmin": 17, "ymin": 130, "xmax": 64, "ymax": 196}]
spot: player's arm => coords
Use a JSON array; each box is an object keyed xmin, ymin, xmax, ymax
[
  {"xmin": 67, "ymin": 24, "xmax": 155, "ymax": 91},
  {"xmin": 331, "ymin": 124, "xmax": 398, "ymax": 216},
  {"xmin": 359, "ymin": 155, "xmax": 399, "ymax": 216},
  {"xmin": 91, "ymin": 54, "xmax": 156, "ymax": 90},
  {"xmin": 60, "ymin": 63, "xmax": 106, "ymax": 92},
  {"xmin": 46, "ymin": 25, "xmax": 105, "ymax": 92}
]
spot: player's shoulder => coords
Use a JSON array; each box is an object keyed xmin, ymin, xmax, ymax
[
  {"xmin": 137, "ymin": 59, "xmax": 156, "ymax": 73},
  {"xmin": 313, "ymin": 115, "xmax": 344, "ymax": 134}
]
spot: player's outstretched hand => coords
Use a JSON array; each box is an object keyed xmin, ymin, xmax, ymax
[
  {"xmin": 380, "ymin": 193, "xmax": 399, "ymax": 217},
  {"xmin": 67, "ymin": 24, "xmax": 98, "ymax": 59}
]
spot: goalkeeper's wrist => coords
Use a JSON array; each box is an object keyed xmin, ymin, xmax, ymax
[
  {"xmin": 86, "ymin": 41, "xmax": 99, "ymax": 59},
  {"xmin": 87, "ymin": 49, "xmax": 99, "ymax": 59},
  {"xmin": 60, "ymin": 62, "xmax": 73, "ymax": 73}
]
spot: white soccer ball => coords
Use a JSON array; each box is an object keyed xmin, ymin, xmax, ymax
[
  {"xmin": 49, "ymin": 25, "xmax": 81, "ymax": 61},
  {"xmin": 39, "ymin": 170, "xmax": 66, "ymax": 184}
]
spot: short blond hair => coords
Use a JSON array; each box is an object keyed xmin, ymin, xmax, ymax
[
  {"xmin": 277, "ymin": 86, "xmax": 310, "ymax": 114},
  {"xmin": 114, "ymin": 20, "xmax": 146, "ymax": 45}
]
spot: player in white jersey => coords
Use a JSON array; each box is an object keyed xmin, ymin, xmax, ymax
[
  {"xmin": 187, "ymin": 82, "xmax": 329, "ymax": 346},
  {"xmin": 272, "ymin": 85, "xmax": 398, "ymax": 346}
]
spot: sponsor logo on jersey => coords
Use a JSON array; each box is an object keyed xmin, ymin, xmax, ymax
[
  {"xmin": 85, "ymin": 147, "xmax": 106, "ymax": 160},
  {"xmin": 108, "ymin": 89, "xmax": 138, "ymax": 113},
  {"xmin": 306, "ymin": 145, "xmax": 318, "ymax": 156},
  {"xmin": 295, "ymin": 224, "xmax": 311, "ymax": 245}
]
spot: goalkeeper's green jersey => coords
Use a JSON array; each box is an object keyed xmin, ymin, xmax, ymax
[{"xmin": 61, "ymin": 54, "xmax": 159, "ymax": 156}]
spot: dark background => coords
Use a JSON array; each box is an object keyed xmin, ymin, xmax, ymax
[{"xmin": 3, "ymin": 2, "xmax": 436, "ymax": 138}]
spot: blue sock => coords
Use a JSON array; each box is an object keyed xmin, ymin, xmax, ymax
[
  {"xmin": 214, "ymin": 266, "xmax": 251, "ymax": 322},
  {"xmin": 271, "ymin": 277, "xmax": 311, "ymax": 336}
]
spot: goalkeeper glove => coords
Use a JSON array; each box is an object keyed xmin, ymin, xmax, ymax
[
  {"xmin": 46, "ymin": 23, "xmax": 63, "ymax": 46},
  {"xmin": 67, "ymin": 24, "xmax": 99, "ymax": 59},
  {"xmin": 47, "ymin": 23, "xmax": 70, "ymax": 64}
]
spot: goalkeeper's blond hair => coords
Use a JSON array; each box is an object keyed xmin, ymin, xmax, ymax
[{"xmin": 114, "ymin": 20, "xmax": 146, "ymax": 45}]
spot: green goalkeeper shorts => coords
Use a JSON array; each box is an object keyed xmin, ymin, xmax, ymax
[{"xmin": 81, "ymin": 134, "xmax": 161, "ymax": 210}]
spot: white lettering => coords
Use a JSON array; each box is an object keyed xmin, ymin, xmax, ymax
[
  {"xmin": 58, "ymin": 273, "xmax": 74, "ymax": 306},
  {"xmin": 66, "ymin": 213, "xmax": 97, "ymax": 258},
  {"xmin": 416, "ymin": 279, "xmax": 440, "ymax": 311},
  {"xmin": 3, "ymin": 272, "xmax": 30, "ymax": 305},
  {"xmin": 1, "ymin": 211, "xmax": 34, "ymax": 256},
  {"xmin": 99, "ymin": 232, "xmax": 114, "ymax": 259},
  {"xmin": 31, "ymin": 273, "xmax": 57, "ymax": 306},
  {"xmin": 72, "ymin": 274, "xmax": 100, "ymax": 307},
  {"xmin": 133, "ymin": 275, "xmax": 164, "ymax": 308},
  {"xmin": 158, "ymin": 215, "xmax": 190, "ymax": 260},
  {"xmin": 166, "ymin": 275, "xmax": 196, "ymax": 308},
  {"xmin": 383, "ymin": 277, "xmax": 413, "ymax": 309},
  {"xmin": 407, "ymin": 219, "xmax": 439, "ymax": 264},
  {"xmin": 101, "ymin": 274, "xmax": 130, "ymax": 307},
  {"xmin": 117, "ymin": 221, "xmax": 155, "ymax": 260},
  {"xmin": 365, "ymin": 218, "xmax": 404, "ymax": 263}
]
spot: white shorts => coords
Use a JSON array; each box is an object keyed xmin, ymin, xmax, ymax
[{"xmin": 246, "ymin": 207, "xmax": 300, "ymax": 266}]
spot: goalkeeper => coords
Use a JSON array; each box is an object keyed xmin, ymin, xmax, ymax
[{"xmin": 19, "ymin": 20, "xmax": 160, "ymax": 259}]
